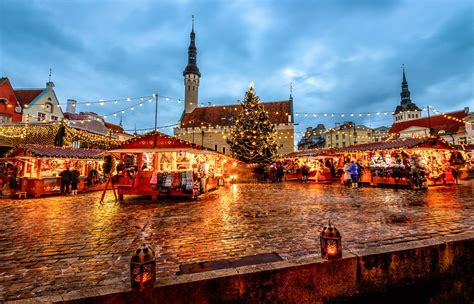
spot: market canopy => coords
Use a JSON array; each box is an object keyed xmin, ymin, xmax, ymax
[
  {"xmin": 336, "ymin": 137, "xmax": 453, "ymax": 153},
  {"xmin": 5, "ymin": 144, "xmax": 104, "ymax": 159},
  {"xmin": 109, "ymin": 130, "xmax": 221, "ymax": 154},
  {"xmin": 283, "ymin": 138, "xmax": 454, "ymax": 159},
  {"xmin": 282, "ymin": 148, "xmax": 336, "ymax": 159}
]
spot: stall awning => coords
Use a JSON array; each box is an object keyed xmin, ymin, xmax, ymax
[
  {"xmin": 337, "ymin": 138, "xmax": 452, "ymax": 153},
  {"xmin": 6, "ymin": 145, "xmax": 104, "ymax": 159}
]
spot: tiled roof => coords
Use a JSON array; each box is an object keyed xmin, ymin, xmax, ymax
[
  {"xmin": 63, "ymin": 112, "xmax": 84, "ymax": 120},
  {"xmin": 180, "ymin": 100, "xmax": 292, "ymax": 128},
  {"xmin": 14, "ymin": 89, "xmax": 44, "ymax": 107},
  {"xmin": 104, "ymin": 121, "xmax": 124, "ymax": 132},
  {"xmin": 389, "ymin": 110, "xmax": 468, "ymax": 134},
  {"xmin": 21, "ymin": 144, "xmax": 103, "ymax": 159}
]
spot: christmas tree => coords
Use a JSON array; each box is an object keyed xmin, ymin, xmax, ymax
[{"xmin": 229, "ymin": 83, "xmax": 278, "ymax": 164}]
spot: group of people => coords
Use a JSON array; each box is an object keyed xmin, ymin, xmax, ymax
[
  {"xmin": 343, "ymin": 160, "xmax": 362, "ymax": 189},
  {"xmin": 59, "ymin": 167, "xmax": 80, "ymax": 195},
  {"xmin": 269, "ymin": 162, "xmax": 284, "ymax": 182}
]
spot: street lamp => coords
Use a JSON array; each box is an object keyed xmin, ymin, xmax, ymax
[{"xmin": 320, "ymin": 221, "xmax": 342, "ymax": 259}]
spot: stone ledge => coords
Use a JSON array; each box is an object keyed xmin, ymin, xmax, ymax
[{"xmin": 7, "ymin": 233, "xmax": 474, "ymax": 303}]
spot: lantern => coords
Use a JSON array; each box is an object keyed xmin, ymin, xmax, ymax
[
  {"xmin": 130, "ymin": 244, "xmax": 156, "ymax": 290},
  {"xmin": 320, "ymin": 221, "xmax": 342, "ymax": 259}
]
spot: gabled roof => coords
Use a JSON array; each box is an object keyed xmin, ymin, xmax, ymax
[
  {"xmin": 115, "ymin": 130, "xmax": 217, "ymax": 152},
  {"xmin": 180, "ymin": 100, "xmax": 292, "ymax": 128},
  {"xmin": 14, "ymin": 89, "xmax": 44, "ymax": 107},
  {"xmin": 8, "ymin": 144, "xmax": 103, "ymax": 159},
  {"xmin": 389, "ymin": 110, "xmax": 468, "ymax": 135}
]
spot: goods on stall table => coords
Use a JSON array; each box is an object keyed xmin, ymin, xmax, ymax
[{"xmin": 149, "ymin": 170, "xmax": 194, "ymax": 194}]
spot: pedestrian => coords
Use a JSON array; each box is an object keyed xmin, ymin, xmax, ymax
[
  {"xmin": 276, "ymin": 163, "xmax": 284, "ymax": 182},
  {"xmin": 269, "ymin": 164, "xmax": 276, "ymax": 183},
  {"xmin": 59, "ymin": 167, "xmax": 72, "ymax": 195},
  {"xmin": 301, "ymin": 163, "xmax": 309, "ymax": 183},
  {"xmin": 343, "ymin": 161, "xmax": 351, "ymax": 188},
  {"xmin": 70, "ymin": 167, "xmax": 80, "ymax": 195},
  {"xmin": 349, "ymin": 160, "xmax": 359, "ymax": 189}
]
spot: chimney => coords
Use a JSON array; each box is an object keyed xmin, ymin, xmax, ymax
[
  {"xmin": 67, "ymin": 99, "xmax": 77, "ymax": 114},
  {"xmin": 464, "ymin": 107, "xmax": 469, "ymax": 113},
  {"xmin": 335, "ymin": 122, "xmax": 340, "ymax": 128}
]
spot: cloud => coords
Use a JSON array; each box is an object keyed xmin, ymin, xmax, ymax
[{"xmin": 0, "ymin": 0, "xmax": 472, "ymax": 136}]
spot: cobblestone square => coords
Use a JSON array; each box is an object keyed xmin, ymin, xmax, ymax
[{"xmin": 0, "ymin": 182, "xmax": 473, "ymax": 301}]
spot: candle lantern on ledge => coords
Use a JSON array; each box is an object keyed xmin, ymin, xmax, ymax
[
  {"xmin": 130, "ymin": 244, "xmax": 156, "ymax": 290},
  {"xmin": 320, "ymin": 221, "xmax": 342, "ymax": 259}
]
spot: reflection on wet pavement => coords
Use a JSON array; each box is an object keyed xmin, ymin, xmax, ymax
[{"xmin": 0, "ymin": 181, "xmax": 472, "ymax": 301}]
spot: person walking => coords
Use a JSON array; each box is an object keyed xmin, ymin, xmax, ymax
[
  {"xmin": 70, "ymin": 167, "xmax": 80, "ymax": 195},
  {"xmin": 301, "ymin": 163, "xmax": 310, "ymax": 183},
  {"xmin": 59, "ymin": 167, "xmax": 72, "ymax": 195},
  {"xmin": 349, "ymin": 161, "xmax": 359, "ymax": 189},
  {"xmin": 343, "ymin": 161, "xmax": 351, "ymax": 188},
  {"xmin": 276, "ymin": 163, "xmax": 284, "ymax": 182}
]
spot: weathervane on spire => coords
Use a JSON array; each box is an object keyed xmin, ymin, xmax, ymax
[
  {"xmin": 49, "ymin": 68, "xmax": 52, "ymax": 82},
  {"xmin": 46, "ymin": 68, "xmax": 55, "ymax": 88},
  {"xmin": 249, "ymin": 82, "xmax": 255, "ymax": 91},
  {"xmin": 192, "ymin": 15, "xmax": 194, "ymax": 32}
]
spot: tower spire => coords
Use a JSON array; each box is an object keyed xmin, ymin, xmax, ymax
[
  {"xmin": 183, "ymin": 15, "xmax": 201, "ymax": 113},
  {"xmin": 400, "ymin": 64, "xmax": 410, "ymax": 104},
  {"xmin": 289, "ymin": 82, "xmax": 293, "ymax": 100}
]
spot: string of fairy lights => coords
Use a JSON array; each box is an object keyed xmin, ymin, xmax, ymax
[{"xmin": 14, "ymin": 90, "xmax": 472, "ymax": 143}]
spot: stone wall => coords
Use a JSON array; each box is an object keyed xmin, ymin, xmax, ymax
[{"xmin": 50, "ymin": 233, "xmax": 473, "ymax": 304}]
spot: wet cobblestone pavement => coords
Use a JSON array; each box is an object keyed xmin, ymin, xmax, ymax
[{"xmin": 0, "ymin": 181, "xmax": 473, "ymax": 301}]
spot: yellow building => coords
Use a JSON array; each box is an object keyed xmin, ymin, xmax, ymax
[{"xmin": 325, "ymin": 123, "xmax": 389, "ymax": 148}]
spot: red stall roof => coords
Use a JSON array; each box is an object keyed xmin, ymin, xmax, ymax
[
  {"xmin": 110, "ymin": 130, "xmax": 220, "ymax": 154},
  {"xmin": 7, "ymin": 145, "xmax": 103, "ymax": 159}
]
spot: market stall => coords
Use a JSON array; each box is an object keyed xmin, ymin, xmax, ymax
[
  {"xmin": 279, "ymin": 149, "xmax": 342, "ymax": 182},
  {"xmin": 109, "ymin": 131, "xmax": 238, "ymax": 201},
  {"xmin": 337, "ymin": 137, "xmax": 465, "ymax": 188},
  {"xmin": 1, "ymin": 144, "xmax": 106, "ymax": 197}
]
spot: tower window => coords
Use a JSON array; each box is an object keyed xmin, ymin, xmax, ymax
[
  {"xmin": 214, "ymin": 145, "xmax": 217, "ymax": 151},
  {"xmin": 188, "ymin": 86, "xmax": 190, "ymax": 91}
]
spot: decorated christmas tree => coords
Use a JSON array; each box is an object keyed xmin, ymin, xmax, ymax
[{"xmin": 229, "ymin": 83, "xmax": 278, "ymax": 164}]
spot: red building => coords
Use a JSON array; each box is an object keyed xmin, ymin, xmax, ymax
[{"xmin": 0, "ymin": 78, "xmax": 22, "ymax": 123}]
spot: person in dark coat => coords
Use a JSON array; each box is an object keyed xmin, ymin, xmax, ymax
[
  {"xmin": 70, "ymin": 168, "xmax": 80, "ymax": 195},
  {"xmin": 59, "ymin": 167, "xmax": 72, "ymax": 195}
]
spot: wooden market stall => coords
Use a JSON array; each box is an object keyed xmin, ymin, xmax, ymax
[
  {"xmin": 1, "ymin": 144, "xmax": 106, "ymax": 197},
  {"xmin": 337, "ymin": 137, "xmax": 465, "ymax": 188},
  {"xmin": 279, "ymin": 148, "xmax": 342, "ymax": 182},
  {"xmin": 108, "ymin": 131, "xmax": 238, "ymax": 201}
]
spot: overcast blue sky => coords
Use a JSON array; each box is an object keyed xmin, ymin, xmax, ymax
[{"xmin": 1, "ymin": 0, "xmax": 473, "ymax": 135}]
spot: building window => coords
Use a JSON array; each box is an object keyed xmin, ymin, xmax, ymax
[
  {"xmin": 335, "ymin": 134, "xmax": 339, "ymax": 140},
  {"xmin": 342, "ymin": 142, "xmax": 346, "ymax": 147},
  {"xmin": 51, "ymin": 115, "xmax": 59, "ymax": 121},
  {"xmin": 222, "ymin": 147, "xmax": 226, "ymax": 154},
  {"xmin": 44, "ymin": 102, "xmax": 53, "ymax": 113},
  {"xmin": 335, "ymin": 143, "xmax": 339, "ymax": 147},
  {"xmin": 37, "ymin": 112, "xmax": 46, "ymax": 121},
  {"xmin": 72, "ymin": 140, "xmax": 81, "ymax": 148},
  {"xmin": 0, "ymin": 114, "xmax": 11, "ymax": 123},
  {"xmin": 214, "ymin": 144, "xmax": 217, "ymax": 151},
  {"xmin": 375, "ymin": 138, "xmax": 379, "ymax": 142},
  {"xmin": 342, "ymin": 134, "xmax": 345, "ymax": 139}
]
